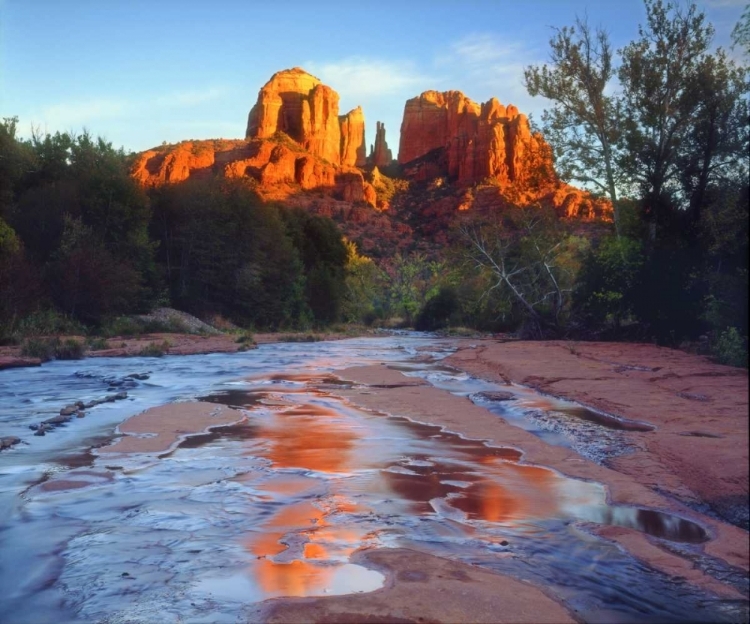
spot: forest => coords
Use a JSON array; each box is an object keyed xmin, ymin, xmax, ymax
[{"xmin": 0, "ymin": 0, "xmax": 747, "ymax": 367}]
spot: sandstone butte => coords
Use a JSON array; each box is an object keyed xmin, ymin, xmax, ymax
[
  {"xmin": 398, "ymin": 90, "xmax": 610, "ymax": 219},
  {"xmin": 130, "ymin": 67, "xmax": 610, "ymax": 221}
]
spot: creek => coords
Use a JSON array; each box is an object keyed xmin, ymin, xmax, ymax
[{"xmin": 0, "ymin": 336, "xmax": 742, "ymax": 623}]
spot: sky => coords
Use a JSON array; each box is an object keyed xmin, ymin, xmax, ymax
[{"xmin": 1, "ymin": 0, "xmax": 746, "ymax": 156}]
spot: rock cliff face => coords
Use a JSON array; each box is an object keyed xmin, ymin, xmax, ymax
[
  {"xmin": 133, "ymin": 69, "xmax": 376, "ymax": 207},
  {"xmin": 339, "ymin": 106, "xmax": 367, "ymax": 168},
  {"xmin": 131, "ymin": 69, "xmax": 610, "ymax": 238},
  {"xmin": 369, "ymin": 121, "xmax": 393, "ymax": 168},
  {"xmin": 245, "ymin": 67, "xmax": 368, "ymax": 168},
  {"xmin": 398, "ymin": 91, "xmax": 555, "ymax": 189},
  {"xmin": 246, "ymin": 68, "xmax": 341, "ymax": 164}
]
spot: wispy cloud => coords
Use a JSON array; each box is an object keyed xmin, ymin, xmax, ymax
[
  {"xmin": 32, "ymin": 85, "xmax": 231, "ymax": 132},
  {"xmin": 306, "ymin": 57, "xmax": 431, "ymax": 99},
  {"xmin": 40, "ymin": 98, "xmax": 132, "ymax": 127},
  {"xmin": 434, "ymin": 33, "xmax": 545, "ymax": 115}
]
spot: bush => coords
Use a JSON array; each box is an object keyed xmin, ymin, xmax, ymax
[
  {"xmin": 56, "ymin": 338, "xmax": 85, "ymax": 360},
  {"xmin": 277, "ymin": 333, "xmax": 322, "ymax": 342},
  {"xmin": 415, "ymin": 287, "xmax": 460, "ymax": 331},
  {"xmin": 137, "ymin": 340, "xmax": 171, "ymax": 357},
  {"xmin": 235, "ymin": 331, "xmax": 256, "ymax": 345},
  {"xmin": 99, "ymin": 316, "xmax": 188, "ymax": 338},
  {"xmin": 20, "ymin": 337, "xmax": 84, "ymax": 361},
  {"xmin": 86, "ymin": 336, "xmax": 109, "ymax": 351},
  {"xmin": 16, "ymin": 310, "xmax": 85, "ymax": 337},
  {"xmin": 713, "ymin": 327, "xmax": 747, "ymax": 368},
  {"xmin": 20, "ymin": 337, "xmax": 56, "ymax": 360}
]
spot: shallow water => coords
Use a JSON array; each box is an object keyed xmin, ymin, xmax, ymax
[
  {"xmin": 396, "ymin": 362, "xmax": 654, "ymax": 463},
  {"xmin": 0, "ymin": 336, "xmax": 743, "ymax": 623}
]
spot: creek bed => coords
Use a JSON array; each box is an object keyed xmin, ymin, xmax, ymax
[{"xmin": 0, "ymin": 336, "xmax": 743, "ymax": 623}]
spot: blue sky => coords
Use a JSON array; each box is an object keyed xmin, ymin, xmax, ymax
[{"xmin": 1, "ymin": 0, "xmax": 745, "ymax": 155}]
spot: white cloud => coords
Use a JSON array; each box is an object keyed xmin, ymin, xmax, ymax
[
  {"xmin": 435, "ymin": 33, "xmax": 546, "ymax": 116},
  {"xmin": 306, "ymin": 57, "xmax": 431, "ymax": 99},
  {"xmin": 448, "ymin": 34, "xmax": 530, "ymax": 68}
]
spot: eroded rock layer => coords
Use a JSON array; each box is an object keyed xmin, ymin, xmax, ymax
[
  {"xmin": 131, "ymin": 68, "xmax": 611, "ymax": 239},
  {"xmin": 398, "ymin": 91, "xmax": 555, "ymax": 189}
]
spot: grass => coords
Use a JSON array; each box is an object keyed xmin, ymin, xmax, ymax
[
  {"xmin": 276, "ymin": 333, "xmax": 323, "ymax": 343},
  {"xmin": 99, "ymin": 316, "xmax": 189, "ymax": 338},
  {"xmin": 20, "ymin": 337, "xmax": 85, "ymax": 361},
  {"xmin": 137, "ymin": 340, "xmax": 172, "ymax": 357},
  {"xmin": 86, "ymin": 336, "xmax": 110, "ymax": 351}
]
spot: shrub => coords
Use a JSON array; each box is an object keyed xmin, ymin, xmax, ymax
[
  {"xmin": 137, "ymin": 340, "xmax": 171, "ymax": 357},
  {"xmin": 713, "ymin": 327, "xmax": 747, "ymax": 368},
  {"xmin": 235, "ymin": 331, "xmax": 256, "ymax": 345},
  {"xmin": 55, "ymin": 339, "xmax": 85, "ymax": 360},
  {"xmin": 16, "ymin": 310, "xmax": 85, "ymax": 337},
  {"xmin": 100, "ymin": 316, "xmax": 188, "ymax": 338},
  {"xmin": 415, "ymin": 287, "xmax": 460, "ymax": 331},
  {"xmin": 20, "ymin": 337, "xmax": 56, "ymax": 361},
  {"xmin": 20, "ymin": 337, "xmax": 84, "ymax": 361},
  {"xmin": 277, "ymin": 333, "xmax": 322, "ymax": 342},
  {"xmin": 86, "ymin": 336, "xmax": 109, "ymax": 351}
]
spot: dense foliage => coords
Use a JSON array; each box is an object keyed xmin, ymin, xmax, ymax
[{"xmin": 0, "ymin": 124, "xmax": 352, "ymax": 337}]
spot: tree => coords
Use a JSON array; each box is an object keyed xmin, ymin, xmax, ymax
[
  {"xmin": 732, "ymin": 3, "xmax": 750, "ymax": 57},
  {"xmin": 341, "ymin": 240, "xmax": 386, "ymax": 324},
  {"xmin": 618, "ymin": 0, "xmax": 715, "ymax": 240},
  {"xmin": 678, "ymin": 50, "xmax": 748, "ymax": 230},
  {"xmin": 525, "ymin": 17, "xmax": 624, "ymax": 235},
  {"xmin": 461, "ymin": 207, "xmax": 587, "ymax": 337}
]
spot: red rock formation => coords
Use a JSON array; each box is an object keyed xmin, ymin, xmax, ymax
[
  {"xmin": 246, "ymin": 68, "xmax": 342, "ymax": 165},
  {"xmin": 397, "ymin": 91, "xmax": 555, "ymax": 190},
  {"xmin": 369, "ymin": 121, "xmax": 393, "ymax": 168},
  {"xmin": 131, "ymin": 141, "xmax": 216, "ymax": 187},
  {"xmin": 339, "ymin": 106, "xmax": 366, "ymax": 167}
]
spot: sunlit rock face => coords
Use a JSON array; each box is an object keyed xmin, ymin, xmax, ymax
[
  {"xmin": 132, "ymin": 68, "xmax": 376, "ymax": 208},
  {"xmin": 339, "ymin": 106, "xmax": 367, "ymax": 168},
  {"xmin": 369, "ymin": 121, "xmax": 393, "ymax": 168},
  {"xmin": 130, "ymin": 70, "xmax": 611, "ymax": 229},
  {"xmin": 398, "ymin": 90, "xmax": 555, "ymax": 188},
  {"xmin": 246, "ymin": 67, "xmax": 367, "ymax": 168}
]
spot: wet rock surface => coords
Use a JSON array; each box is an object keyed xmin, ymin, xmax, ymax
[
  {"xmin": 446, "ymin": 340, "xmax": 749, "ymax": 533},
  {"xmin": 0, "ymin": 337, "xmax": 747, "ymax": 623}
]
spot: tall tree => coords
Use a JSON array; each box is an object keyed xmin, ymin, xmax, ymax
[
  {"xmin": 618, "ymin": 0, "xmax": 715, "ymax": 240},
  {"xmin": 525, "ymin": 17, "xmax": 624, "ymax": 235},
  {"xmin": 678, "ymin": 50, "xmax": 748, "ymax": 230},
  {"xmin": 732, "ymin": 3, "xmax": 750, "ymax": 57}
]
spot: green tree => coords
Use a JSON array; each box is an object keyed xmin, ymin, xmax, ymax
[
  {"xmin": 461, "ymin": 207, "xmax": 588, "ymax": 336},
  {"xmin": 341, "ymin": 240, "xmax": 387, "ymax": 324},
  {"xmin": 732, "ymin": 3, "xmax": 750, "ymax": 57},
  {"xmin": 618, "ymin": 0, "xmax": 715, "ymax": 239},
  {"xmin": 525, "ymin": 18, "xmax": 624, "ymax": 235}
]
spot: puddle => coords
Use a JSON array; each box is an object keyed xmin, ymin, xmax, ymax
[
  {"xmin": 0, "ymin": 337, "xmax": 738, "ymax": 624},
  {"xmin": 396, "ymin": 363, "xmax": 654, "ymax": 463}
]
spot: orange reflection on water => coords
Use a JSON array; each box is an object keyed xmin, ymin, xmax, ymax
[
  {"xmin": 451, "ymin": 462, "xmax": 583, "ymax": 522},
  {"xmin": 256, "ymin": 403, "xmax": 358, "ymax": 473},
  {"xmin": 244, "ymin": 493, "xmax": 375, "ymax": 598}
]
